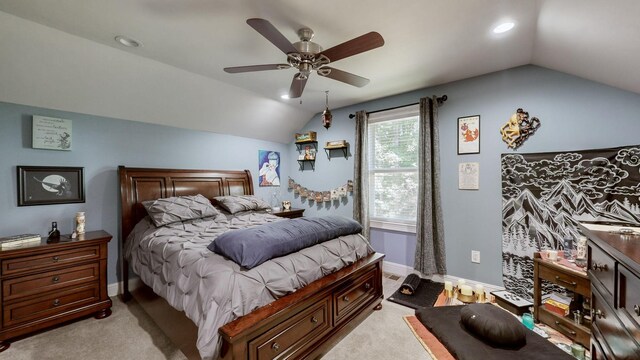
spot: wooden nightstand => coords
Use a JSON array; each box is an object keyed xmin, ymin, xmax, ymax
[
  {"xmin": 272, "ymin": 208, "xmax": 305, "ymax": 219},
  {"xmin": 0, "ymin": 230, "xmax": 112, "ymax": 352}
]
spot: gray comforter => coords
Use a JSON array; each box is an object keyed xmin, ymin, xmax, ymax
[{"xmin": 124, "ymin": 211, "xmax": 373, "ymax": 359}]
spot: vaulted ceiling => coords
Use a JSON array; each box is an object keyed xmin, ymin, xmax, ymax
[{"xmin": 0, "ymin": 0, "xmax": 638, "ymax": 143}]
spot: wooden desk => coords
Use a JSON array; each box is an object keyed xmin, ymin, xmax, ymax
[{"xmin": 533, "ymin": 252, "xmax": 591, "ymax": 348}]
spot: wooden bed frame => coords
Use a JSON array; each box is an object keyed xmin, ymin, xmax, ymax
[{"xmin": 118, "ymin": 166, "xmax": 384, "ymax": 359}]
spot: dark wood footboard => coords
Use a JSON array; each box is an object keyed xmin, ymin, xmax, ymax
[{"xmin": 219, "ymin": 252, "xmax": 384, "ymax": 360}]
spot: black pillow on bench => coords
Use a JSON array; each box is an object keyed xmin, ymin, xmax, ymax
[{"xmin": 460, "ymin": 303, "xmax": 527, "ymax": 348}]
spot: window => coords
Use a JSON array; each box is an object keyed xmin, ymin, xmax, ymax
[{"xmin": 368, "ymin": 105, "xmax": 419, "ymax": 233}]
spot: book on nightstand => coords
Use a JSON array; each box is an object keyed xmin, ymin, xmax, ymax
[{"xmin": 0, "ymin": 234, "xmax": 42, "ymax": 249}]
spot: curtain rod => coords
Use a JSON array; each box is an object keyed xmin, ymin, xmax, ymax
[{"xmin": 348, "ymin": 95, "xmax": 447, "ymax": 119}]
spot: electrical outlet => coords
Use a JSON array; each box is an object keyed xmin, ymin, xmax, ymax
[{"xmin": 471, "ymin": 250, "xmax": 480, "ymax": 263}]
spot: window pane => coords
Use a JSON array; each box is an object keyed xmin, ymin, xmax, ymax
[
  {"xmin": 370, "ymin": 171, "xmax": 418, "ymax": 222},
  {"xmin": 369, "ymin": 117, "xmax": 419, "ymax": 169}
]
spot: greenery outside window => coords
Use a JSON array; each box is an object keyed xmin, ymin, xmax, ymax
[{"xmin": 367, "ymin": 105, "xmax": 419, "ymax": 233}]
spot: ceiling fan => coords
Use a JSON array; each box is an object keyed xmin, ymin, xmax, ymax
[{"xmin": 224, "ymin": 18, "xmax": 384, "ymax": 98}]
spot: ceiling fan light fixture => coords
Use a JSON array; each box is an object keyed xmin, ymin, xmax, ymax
[
  {"xmin": 493, "ymin": 22, "xmax": 515, "ymax": 34},
  {"xmin": 115, "ymin": 35, "xmax": 142, "ymax": 48},
  {"xmin": 280, "ymin": 94, "xmax": 290, "ymax": 99}
]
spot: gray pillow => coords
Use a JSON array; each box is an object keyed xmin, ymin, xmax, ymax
[
  {"xmin": 214, "ymin": 195, "xmax": 271, "ymax": 214},
  {"xmin": 143, "ymin": 194, "xmax": 220, "ymax": 227}
]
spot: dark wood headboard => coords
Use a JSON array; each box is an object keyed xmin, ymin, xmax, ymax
[
  {"xmin": 118, "ymin": 166, "xmax": 254, "ymax": 300},
  {"xmin": 118, "ymin": 166, "xmax": 254, "ymax": 242}
]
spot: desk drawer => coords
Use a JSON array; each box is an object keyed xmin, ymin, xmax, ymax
[
  {"xmin": 249, "ymin": 297, "xmax": 330, "ymax": 360},
  {"xmin": 588, "ymin": 242, "xmax": 615, "ymax": 299},
  {"xmin": 592, "ymin": 286, "xmax": 640, "ymax": 360},
  {"xmin": 334, "ymin": 267, "xmax": 377, "ymax": 323},
  {"xmin": 3, "ymin": 263, "xmax": 99, "ymax": 301},
  {"xmin": 2, "ymin": 246, "xmax": 100, "ymax": 276},
  {"xmin": 3, "ymin": 283, "xmax": 99, "ymax": 328},
  {"xmin": 538, "ymin": 263, "xmax": 590, "ymax": 296}
]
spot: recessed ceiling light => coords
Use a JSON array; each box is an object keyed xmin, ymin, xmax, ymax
[
  {"xmin": 493, "ymin": 22, "xmax": 515, "ymax": 34},
  {"xmin": 280, "ymin": 94, "xmax": 290, "ymax": 99},
  {"xmin": 115, "ymin": 35, "xmax": 142, "ymax": 48}
]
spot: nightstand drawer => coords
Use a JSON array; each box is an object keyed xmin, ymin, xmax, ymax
[
  {"xmin": 618, "ymin": 264, "xmax": 640, "ymax": 344},
  {"xmin": 2, "ymin": 246, "xmax": 100, "ymax": 276},
  {"xmin": 3, "ymin": 263, "xmax": 99, "ymax": 301},
  {"xmin": 3, "ymin": 283, "xmax": 100, "ymax": 328}
]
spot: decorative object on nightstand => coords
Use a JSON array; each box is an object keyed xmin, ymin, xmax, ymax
[
  {"xmin": 75, "ymin": 212, "xmax": 86, "ymax": 234},
  {"xmin": 281, "ymin": 200, "xmax": 291, "ymax": 211},
  {"xmin": 272, "ymin": 208, "xmax": 304, "ymax": 219},
  {"xmin": 0, "ymin": 230, "xmax": 113, "ymax": 352},
  {"xmin": 47, "ymin": 221, "xmax": 60, "ymax": 242}
]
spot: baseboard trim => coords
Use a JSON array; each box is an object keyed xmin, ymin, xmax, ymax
[
  {"xmin": 382, "ymin": 261, "xmax": 416, "ymax": 277},
  {"xmin": 430, "ymin": 274, "xmax": 504, "ymax": 294},
  {"xmin": 381, "ymin": 261, "xmax": 504, "ymax": 293},
  {"xmin": 107, "ymin": 278, "xmax": 143, "ymax": 297}
]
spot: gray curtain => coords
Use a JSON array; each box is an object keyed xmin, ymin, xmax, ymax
[
  {"xmin": 414, "ymin": 96, "xmax": 446, "ymax": 276},
  {"xmin": 353, "ymin": 110, "xmax": 370, "ymax": 239}
]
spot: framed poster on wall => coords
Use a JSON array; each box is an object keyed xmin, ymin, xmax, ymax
[
  {"xmin": 32, "ymin": 116, "xmax": 72, "ymax": 151},
  {"xmin": 17, "ymin": 166, "xmax": 85, "ymax": 206},
  {"xmin": 457, "ymin": 115, "xmax": 480, "ymax": 154}
]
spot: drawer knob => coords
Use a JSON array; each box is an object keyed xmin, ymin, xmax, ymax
[
  {"xmin": 52, "ymin": 256, "xmax": 60, "ymax": 262},
  {"xmin": 593, "ymin": 309, "xmax": 605, "ymax": 319},
  {"xmin": 554, "ymin": 276, "xmax": 577, "ymax": 287},
  {"xmin": 53, "ymin": 299, "xmax": 60, "ymax": 307},
  {"xmin": 271, "ymin": 342, "xmax": 280, "ymax": 352},
  {"xmin": 52, "ymin": 276, "xmax": 60, "ymax": 283},
  {"xmin": 592, "ymin": 263, "xmax": 608, "ymax": 272},
  {"xmin": 365, "ymin": 283, "xmax": 371, "ymax": 290},
  {"xmin": 311, "ymin": 316, "xmax": 318, "ymax": 324},
  {"xmin": 634, "ymin": 305, "xmax": 639, "ymax": 316},
  {"xmin": 343, "ymin": 296, "xmax": 350, "ymax": 302}
]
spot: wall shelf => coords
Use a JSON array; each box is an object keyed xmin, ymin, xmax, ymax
[
  {"xmin": 324, "ymin": 146, "xmax": 348, "ymax": 160},
  {"xmin": 297, "ymin": 159, "xmax": 315, "ymax": 171},
  {"xmin": 295, "ymin": 140, "xmax": 318, "ymax": 152}
]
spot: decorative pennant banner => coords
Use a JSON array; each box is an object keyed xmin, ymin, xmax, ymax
[{"xmin": 288, "ymin": 177, "xmax": 353, "ymax": 203}]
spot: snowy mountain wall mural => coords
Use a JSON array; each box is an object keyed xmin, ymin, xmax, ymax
[{"xmin": 501, "ymin": 145, "xmax": 640, "ymax": 300}]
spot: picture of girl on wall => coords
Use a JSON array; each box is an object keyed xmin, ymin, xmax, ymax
[{"xmin": 259, "ymin": 150, "xmax": 280, "ymax": 186}]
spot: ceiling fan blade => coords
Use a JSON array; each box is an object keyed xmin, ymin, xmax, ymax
[
  {"xmin": 224, "ymin": 64, "xmax": 290, "ymax": 73},
  {"xmin": 318, "ymin": 32, "xmax": 384, "ymax": 63},
  {"xmin": 289, "ymin": 73, "xmax": 308, "ymax": 98},
  {"xmin": 247, "ymin": 18, "xmax": 298, "ymax": 54},
  {"xmin": 318, "ymin": 67, "xmax": 370, "ymax": 87}
]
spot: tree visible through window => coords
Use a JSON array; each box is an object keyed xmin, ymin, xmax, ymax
[{"xmin": 368, "ymin": 106, "xmax": 419, "ymax": 224}]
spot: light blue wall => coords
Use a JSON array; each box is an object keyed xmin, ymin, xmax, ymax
[
  {"xmin": 290, "ymin": 65, "xmax": 640, "ymax": 285},
  {"xmin": 0, "ymin": 102, "xmax": 289, "ymax": 286}
]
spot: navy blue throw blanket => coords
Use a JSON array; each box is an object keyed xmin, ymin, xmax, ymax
[{"xmin": 208, "ymin": 216, "xmax": 363, "ymax": 269}]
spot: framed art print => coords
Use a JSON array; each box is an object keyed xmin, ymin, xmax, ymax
[
  {"xmin": 258, "ymin": 150, "xmax": 280, "ymax": 186},
  {"xmin": 457, "ymin": 115, "xmax": 480, "ymax": 154},
  {"xmin": 32, "ymin": 116, "xmax": 72, "ymax": 151},
  {"xmin": 17, "ymin": 166, "xmax": 85, "ymax": 206}
]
